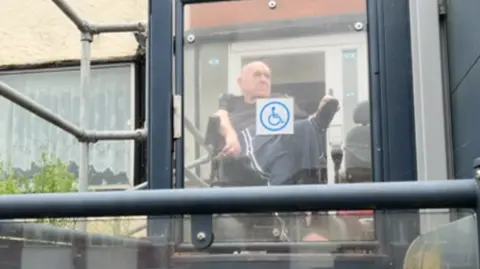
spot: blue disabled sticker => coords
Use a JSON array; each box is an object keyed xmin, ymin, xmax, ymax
[{"xmin": 256, "ymin": 98, "xmax": 294, "ymax": 135}]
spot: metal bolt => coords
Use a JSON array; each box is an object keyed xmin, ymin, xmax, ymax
[
  {"xmin": 186, "ymin": 34, "xmax": 195, "ymax": 44},
  {"xmin": 196, "ymin": 231, "xmax": 206, "ymax": 241},
  {"xmin": 353, "ymin": 22, "xmax": 364, "ymax": 31},
  {"xmin": 272, "ymin": 228, "xmax": 280, "ymax": 237},
  {"xmin": 268, "ymin": 0, "xmax": 277, "ymax": 9}
]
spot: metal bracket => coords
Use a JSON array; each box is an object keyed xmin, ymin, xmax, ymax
[
  {"xmin": 173, "ymin": 95, "xmax": 182, "ymax": 139},
  {"xmin": 438, "ymin": 1, "xmax": 447, "ymax": 16},
  {"xmin": 190, "ymin": 215, "xmax": 214, "ymax": 250}
]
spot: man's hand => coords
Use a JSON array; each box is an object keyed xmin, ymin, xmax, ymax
[
  {"xmin": 222, "ymin": 131, "xmax": 241, "ymax": 157},
  {"xmin": 309, "ymin": 94, "xmax": 340, "ymax": 132},
  {"xmin": 319, "ymin": 94, "xmax": 340, "ymax": 112}
]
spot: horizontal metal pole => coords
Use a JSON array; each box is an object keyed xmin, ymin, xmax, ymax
[
  {"xmin": 50, "ymin": 0, "xmax": 87, "ymax": 31},
  {"xmin": 184, "ymin": 118, "xmax": 210, "ymax": 151},
  {"xmin": 0, "ymin": 180, "xmax": 475, "ymax": 219},
  {"xmin": 185, "ymin": 155, "xmax": 211, "ymax": 169},
  {"xmin": 84, "ymin": 129, "xmax": 147, "ymax": 142},
  {"xmin": 0, "ymin": 81, "xmax": 85, "ymax": 139},
  {"xmin": 172, "ymin": 253, "xmax": 387, "ymax": 263},
  {"xmin": 128, "ymin": 181, "xmax": 148, "ymax": 191},
  {"xmin": 89, "ymin": 22, "xmax": 146, "ymax": 33},
  {"xmin": 0, "ymin": 221, "xmax": 149, "ymax": 246},
  {"xmin": 127, "ymin": 224, "xmax": 147, "ymax": 236},
  {"xmin": 184, "ymin": 169, "xmax": 209, "ymax": 187},
  {"xmin": 177, "ymin": 241, "xmax": 380, "ymax": 253}
]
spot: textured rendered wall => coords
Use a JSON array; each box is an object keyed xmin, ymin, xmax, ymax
[{"xmin": 0, "ymin": 0, "xmax": 147, "ymax": 66}]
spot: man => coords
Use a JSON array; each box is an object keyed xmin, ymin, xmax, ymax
[
  {"xmin": 215, "ymin": 61, "xmax": 339, "ymax": 186},
  {"xmin": 212, "ymin": 61, "xmax": 339, "ymax": 243}
]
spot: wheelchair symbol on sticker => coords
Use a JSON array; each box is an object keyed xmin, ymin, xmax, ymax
[
  {"xmin": 267, "ymin": 106, "xmax": 285, "ymax": 127},
  {"xmin": 257, "ymin": 99, "xmax": 293, "ymax": 135}
]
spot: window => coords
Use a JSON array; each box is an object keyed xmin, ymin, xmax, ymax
[{"xmin": 0, "ymin": 63, "xmax": 136, "ymax": 186}]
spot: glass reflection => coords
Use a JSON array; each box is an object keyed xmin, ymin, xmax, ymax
[
  {"xmin": 183, "ymin": 0, "xmax": 369, "ymax": 189},
  {"xmin": 0, "ymin": 211, "xmax": 474, "ymax": 269},
  {"xmin": 182, "ymin": 0, "xmax": 370, "ymax": 244}
]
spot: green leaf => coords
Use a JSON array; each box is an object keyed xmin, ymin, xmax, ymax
[{"xmin": 0, "ymin": 152, "xmax": 78, "ymax": 228}]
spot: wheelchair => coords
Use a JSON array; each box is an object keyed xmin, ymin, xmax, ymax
[
  {"xmin": 203, "ymin": 115, "xmax": 323, "ymax": 242},
  {"xmin": 182, "ymin": 95, "xmax": 351, "ymax": 244},
  {"xmin": 335, "ymin": 100, "xmax": 374, "ymax": 240},
  {"xmin": 343, "ymin": 100, "xmax": 371, "ymax": 184}
]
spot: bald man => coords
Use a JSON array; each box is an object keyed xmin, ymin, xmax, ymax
[
  {"xmin": 214, "ymin": 61, "xmax": 339, "ymax": 186},
  {"xmin": 212, "ymin": 61, "xmax": 338, "ymax": 242}
]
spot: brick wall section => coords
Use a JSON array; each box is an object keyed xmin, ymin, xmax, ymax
[{"xmin": 189, "ymin": 0, "xmax": 365, "ymax": 29}]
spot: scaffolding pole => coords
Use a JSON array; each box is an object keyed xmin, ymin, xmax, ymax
[
  {"xmin": 47, "ymin": 0, "xmax": 150, "ymax": 232},
  {"xmin": 0, "ymin": 2, "xmax": 150, "ymax": 225},
  {"xmin": 90, "ymin": 22, "xmax": 146, "ymax": 34},
  {"xmin": 0, "ymin": 81, "xmax": 147, "ymax": 142},
  {"xmin": 51, "ymin": 0, "xmax": 145, "ymax": 34},
  {"xmin": 0, "ymin": 221, "xmax": 149, "ymax": 247},
  {"xmin": 77, "ymin": 32, "xmax": 93, "ymax": 232},
  {"xmin": 85, "ymin": 129, "xmax": 147, "ymax": 141},
  {"xmin": 0, "ymin": 81, "xmax": 85, "ymax": 138},
  {"xmin": 50, "ymin": 0, "xmax": 87, "ymax": 31}
]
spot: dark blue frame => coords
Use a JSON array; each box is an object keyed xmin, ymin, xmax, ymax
[
  {"xmin": 149, "ymin": 0, "xmax": 419, "ymax": 257},
  {"xmin": 147, "ymin": 0, "xmax": 174, "ymax": 240},
  {"xmin": 0, "ymin": 180, "xmax": 474, "ymax": 219},
  {"xmin": 0, "ymin": 180, "xmax": 474, "ymax": 269},
  {"xmin": 367, "ymin": 0, "xmax": 419, "ymax": 265}
]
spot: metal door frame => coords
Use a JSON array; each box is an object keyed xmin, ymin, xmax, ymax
[
  {"xmin": 148, "ymin": 0, "xmax": 419, "ymax": 259},
  {"xmin": 368, "ymin": 0, "xmax": 418, "ymax": 264}
]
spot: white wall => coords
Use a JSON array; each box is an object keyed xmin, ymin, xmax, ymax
[
  {"xmin": 0, "ymin": 0, "xmax": 148, "ymax": 66},
  {"xmin": 409, "ymin": 0, "xmax": 451, "ymax": 233}
]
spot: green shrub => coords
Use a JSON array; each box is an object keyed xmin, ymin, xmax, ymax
[
  {"xmin": 0, "ymin": 152, "xmax": 78, "ymax": 228},
  {"xmin": 0, "ymin": 153, "xmax": 135, "ymax": 236}
]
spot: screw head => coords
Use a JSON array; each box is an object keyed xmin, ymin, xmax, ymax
[
  {"xmin": 186, "ymin": 34, "xmax": 195, "ymax": 44},
  {"xmin": 268, "ymin": 0, "xmax": 277, "ymax": 9},
  {"xmin": 353, "ymin": 22, "xmax": 364, "ymax": 31},
  {"xmin": 196, "ymin": 231, "xmax": 206, "ymax": 241},
  {"xmin": 272, "ymin": 228, "xmax": 281, "ymax": 237}
]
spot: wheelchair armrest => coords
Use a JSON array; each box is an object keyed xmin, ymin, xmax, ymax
[{"xmin": 204, "ymin": 116, "xmax": 223, "ymax": 152}]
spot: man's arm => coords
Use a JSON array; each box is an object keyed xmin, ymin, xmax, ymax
[
  {"xmin": 215, "ymin": 94, "xmax": 241, "ymax": 156},
  {"xmin": 215, "ymin": 93, "xmax": 236, "ymax": 137},
  {"xmin": 214, "ymin": 109, "xmax": 236, "ymax": 137}
]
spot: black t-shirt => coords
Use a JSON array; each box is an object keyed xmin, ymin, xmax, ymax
[{"xmin": 218, "ymin": 93, "xmax": 310, "ymax": 133}]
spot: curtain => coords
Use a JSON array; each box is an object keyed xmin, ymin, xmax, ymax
[{"xmin": 0, "ymin": 64, "xmax": 134, "ymax": 186}]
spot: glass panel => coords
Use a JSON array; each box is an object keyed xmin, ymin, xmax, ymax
[
  {"xmin": 1, "ymin": 210, "xmax": 476, "ymax": 269},
  {"xmin": 182, "ymin": 0, "xmax": 370, "ymax": 194},
  {"xmin": 182, "ymin": 0, "xmax": 375, "ymax": 249}
]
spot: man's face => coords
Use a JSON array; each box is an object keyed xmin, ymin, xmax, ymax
[{"xmin": 238, "ymin": 61, "xmax": 271, "ymax": 100}]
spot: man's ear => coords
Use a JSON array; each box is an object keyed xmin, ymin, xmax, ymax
[{"xmin": 236, "ymin": 76, "xmax": 242, "ymax": 88}]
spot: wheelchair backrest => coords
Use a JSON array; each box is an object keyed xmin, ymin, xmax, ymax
[{"xmin": 344, "ymin": 100, "xmax": 371, "ymax": 177}]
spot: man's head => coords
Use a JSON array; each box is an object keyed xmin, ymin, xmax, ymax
[{"xmin": 237, "ymin": 61, "xmax": 271, "ymax": 103}]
